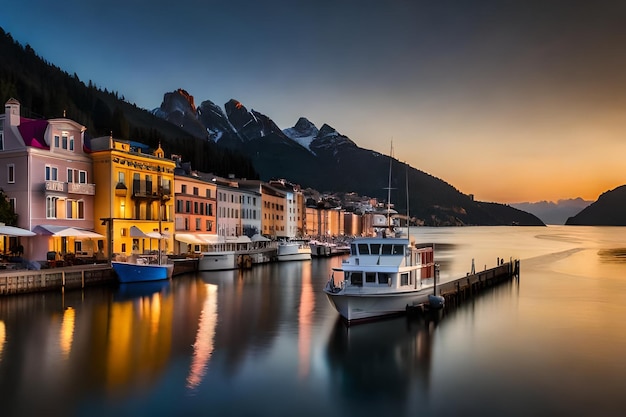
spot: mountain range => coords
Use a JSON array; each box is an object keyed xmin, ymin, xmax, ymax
[
  {"xmin": 511, "ymin": 198, "xmax": 592, "ymax": 225},
  {"xmin": 152, "ymin": 89, "xmax": 544, "ymax": 226}
]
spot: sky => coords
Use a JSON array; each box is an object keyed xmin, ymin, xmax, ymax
[{"xmin": 2, "ymin": 0, "xmax": 626, "ymax": 204}]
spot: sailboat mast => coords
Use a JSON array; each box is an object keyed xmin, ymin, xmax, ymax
[
  {"xmin": 406, "ymin": 162, "xmax": 410, "ymax": 242},
  {"xmin": 387, "ymin": 141, "xmax": 393, "ymax": 228}
]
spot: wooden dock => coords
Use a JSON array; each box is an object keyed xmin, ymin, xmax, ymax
[
  {"xmin": 417, "ymin": 258, "xmax": 520, "ymax": 312},
  {"xmin": 0, "ymin": 264, "xmax": 115, "ymax": 295}
]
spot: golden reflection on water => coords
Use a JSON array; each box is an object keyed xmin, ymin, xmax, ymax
[
  {"xmin": 59, "ymin": 307, "xmax": 75, "ymax": 359},
  {"xmin": 187, "ymin": 283, "xmax": 218, "ymax": 390},
  {"xmin": 0, "ymin": 320, "xmax": 5, "ymax": 363},
  {"xmin": 298, "ymin": 262, "xmax": 314, "ymax": 379},
  {"xmin": 105, "ymin": 289, "xmax": 174, "ymax": 394}
]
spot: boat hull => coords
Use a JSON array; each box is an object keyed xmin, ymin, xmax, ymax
[
  {"xmin": 324, "ymin": 288, "xmax": 432, "ymax": 322},
  {"xmin": 112, "ymin": 261, "xmax": 173, "ymax": 283},
  {"xmin": 277, "ymin": 252, "xmax": 312, "ymax": 261},
  {"xmin": 198, "ymin": 251, "xmax": 237, "ymax": 271},
  {"xmin": 277, "ymin": 242, "xmax": 312, "ymax": 261}
]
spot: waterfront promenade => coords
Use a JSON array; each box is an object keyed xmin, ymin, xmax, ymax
[{"xmin": 0, "ymin": 259, "xmax": 199, "ymax": 295}]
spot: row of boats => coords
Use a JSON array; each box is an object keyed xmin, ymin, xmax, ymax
[{"xmin": 111, "ymin": 224, "xmax": 443, "ymax": 325}]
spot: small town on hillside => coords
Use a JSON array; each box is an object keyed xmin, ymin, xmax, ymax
[{"xmin": 0, "ymin": 98, "xmax": 401, "ymax": 268}]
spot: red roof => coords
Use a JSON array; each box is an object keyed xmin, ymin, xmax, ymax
[{"xmin": 17, "ymin": 117, "xmax": 49, "ymax": 149}]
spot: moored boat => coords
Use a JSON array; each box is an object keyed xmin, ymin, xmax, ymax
[
  {"xmin": 323, "ymin": 237, "xmax": 437, "ymax": 323},
  {"xmin": 112, "ymin": 255, "xmax": 173, "ymax": 283},
  {"xmin": 276, "ymin": 239, "xmax": 312, "ymax": 261}
]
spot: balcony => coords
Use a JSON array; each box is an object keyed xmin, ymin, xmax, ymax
[
  {"xmin": 132, "ymin": 180, "xmax": 171, "ymax": 200},
  {"xmin": 45, "ymin": 181, "xmax": 95, "ymax": 195},
  {"xmin": 68, "ymin": 182, "xmax": 95, "ymax": 195}
]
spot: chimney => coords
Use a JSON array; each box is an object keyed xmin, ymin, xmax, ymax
[{"xmin": 5, "ymin": 98, "xmax": 20, "ymax": 127}]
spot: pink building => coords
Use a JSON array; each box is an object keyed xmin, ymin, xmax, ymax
[{"xmin": 0, "ymin": 98, "xmax": 100, "ymax": 263}]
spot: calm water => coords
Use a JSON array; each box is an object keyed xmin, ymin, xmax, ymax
[{"xmin": 1, "ymin": 226, "xmax": 626, "ymax": 417}]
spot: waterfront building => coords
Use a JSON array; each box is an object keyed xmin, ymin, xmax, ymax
[
  {"xmin": 90, "ymin": 136, "xmax": 175, "ymax": 260},
  {"xmin": 305, "ymin": 207, "xmax": 346, "ymax": 238},
  {"xmin": 239, "ymin": 187, "xmax": 262, "ymax": 237},
  {"xmin": 343, "ymin": 211, "xmax": 363, "ymax": 236},
  {"xmin": 214, "ymin": 176, "xmax": 245, "ymax": 238},
  {"xmin": 266, "ymin": 179, "xmax": 306, "ymax": 238},
  {"xmin": 0, "ymin": 98, "xmax": 100, "ymax": 262},
  {"xmin": 239, "ymin": 180, "xmax": 288, "ymax": 239},
  {"xmin": 172, "ymin": 162, "xmax": 217, "ymax": 253}
]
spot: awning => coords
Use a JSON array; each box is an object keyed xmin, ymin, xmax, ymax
[
  {"xmin": 225, "ymin": 235, "xmax": 252, "ymax": 243},
  {"xmin": 33, "ymin": 225, "xmax": 104, "ymax": 238},
  {"xmin": 175, "ymin": 234, "xmax": 206, "ymax": 244},
  {"xmin": 130, "ymin": 226, "xmax": 166, "ymax": 239},
  {"xmin": 0, "ymin": 224, "xmax": 36, "ymax": 237},
  {"xmin": 197, "ymin": 234, "xmax": 225, "ymax": 244}
]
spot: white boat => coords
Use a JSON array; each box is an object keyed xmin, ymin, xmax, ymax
[
  {"xmin": 276, "ymin": 239, "xmax": 312, "ymax": 261},
  {"xmin": 323, "ymin": 141, "xmax": 441, "ymax": 323},
  {"xmin": 310, "ymin": 239, "xmax": 351, "ymax": 257},
  {"xmin": 198, "ymin": 251, "xmax": 237, "ymax": 271},
  {"xmin": 323, "ymin": 237, "xmax": 437, "ymax": 323}
]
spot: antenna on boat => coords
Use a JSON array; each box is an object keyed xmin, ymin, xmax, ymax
[
  {"xmin": 405, "ymin": 161, "xmax": 410, "ymax": 242},
  {"xmin": 385, "ymin": 141, "xmax": 394, "ymax": 230}
]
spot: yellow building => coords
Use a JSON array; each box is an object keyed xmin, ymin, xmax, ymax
[{"xmin": 90, "ymin": 136, "xmax": 175, "ymax": 259}]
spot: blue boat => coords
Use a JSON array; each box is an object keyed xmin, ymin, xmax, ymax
[{"xmin": 111, "ymin": 259, "xmax": 173, "ymax": 283}]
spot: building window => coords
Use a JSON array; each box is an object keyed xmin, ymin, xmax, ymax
[
  {"xmin": 67, "ymin": 200, "xmax": 73, "ymax": 218},
  {"xmin": 185, "ymin": 201, "xmax": 191, "ymax": 213},
  {"xmin": 54, "ymin": 135, "xmax": 60, "ymax": 148},
  {"xmin": 67, "ymin": 168, "xmax": 74, "ymax": 183},
  {"xmin": 206, "ymin": 189, "xmax": 211, "ymax": 198},
  {"xmin": 195, "ymin": 218, "xmax": 201, "ymax": 231},
  {"xmin": 118, "ymin": 171, "xmax": 125, "ymax": 184},
  {"xmin": 79, "ymin": 170, "xmax": 87, "ymax": 183},
  {"xmin": 69, "ymin": 136, "xmax": 74, "ymax": 151},
  {"xmin": 46, "ymin": 196, "xmax": 58, "ymax": 218},
  {"xmin": 206, "ymin": 220, "xmax": 213, "ymax": 232},
  {"xmin": 181, "ymin": 184, "xmax": 187, "ymax": 194},
  {"xmin": 62, "ymin": 133, "xmax": 68, "ymax": 149},
  {"xmin": 78, "ymin": 200, "xmax": 84, "ymax": 219},
  {"xmin": 7, "ymin": 164, "xmax": 15, "ymax": 183},
  {"xmin": 0, "ymin": 119, "xmax": 4, "ymax": 150},
  {"xmin": 45, "ymin": 165, "xmax": 58, "ymax": 181},
  {"xmin": 193, "ymin": 187, "xmax": 199, "ymax": 196},
  {"xmin": 9, "ymin": 198, "xmax": 15, "ymax": 212}
]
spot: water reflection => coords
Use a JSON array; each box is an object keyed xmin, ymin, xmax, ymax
[
  {"xmin": 325, "ymin": 314, "xmax": 437, "ymax": 410},
  {"xmin": 298, "ymin": 262, "xmax": 313, "ymax": 379},
  {"xmin": 0, "ymin": 320, "xmax": 5, "ymax": 363},
  {"xmin": 187, "ymin": 283, "xmax": 218, "ymax": 391},
  {"xmin": 59, "ymin": 307, "xmax": 75, "ymax": 359},
  {"xmin": 597, "ymin": 247, "xmax": 626, "ymax": 263}
]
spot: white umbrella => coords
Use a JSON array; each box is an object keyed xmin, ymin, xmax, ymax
[
  {"xmin": 0, "ymin": 225, "xmax": 36, "ymax": 237},
  {"xmin": 251, "ymin": 234, "xmax": 270, "ymax": 242}
]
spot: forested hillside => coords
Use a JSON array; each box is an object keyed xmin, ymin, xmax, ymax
[{"xmin": 0, "ymin": 27, "xmax": 258, "ymax": 180}]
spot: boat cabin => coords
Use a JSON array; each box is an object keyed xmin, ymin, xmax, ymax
[{"xmin": 330, "ymin": 238, "xmax": 435, "ymax": 290}]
